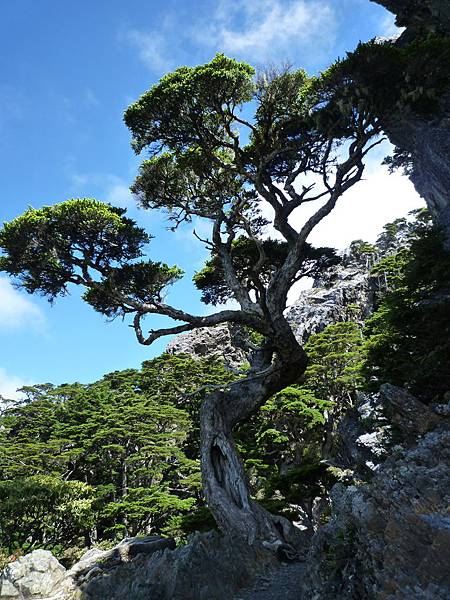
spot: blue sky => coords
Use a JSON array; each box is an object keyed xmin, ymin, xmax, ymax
[{"xmin": 0, "ymin": 0, "xmax": 424, "ymax": 398}]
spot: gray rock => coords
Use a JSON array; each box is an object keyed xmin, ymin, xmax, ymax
[
  {"xmin": 379, "ymin": 383, "xmax": 444, "ymax": 436},
  {"xmin": 369, "ymin": 1, "xmax": 450, "ymax": 246},
  {"xmin": 0, "ymin": 550, "xmax": 66, "ymax": 599},
  {"xmin": 166, "ymin": 323, "xmax": 247, "ymax": 368},
  {"xmin": 301, "ymin": 387, "xmax": 450, "ymax": 599},
  {"xmin": 0, "ymin": 534, "xmax": 279, "ymax": 600},
  {"xmin": 287, "ymin": 266, "xmax": 373, "ymax": 344},
  {"xmin": 61, "ymin": 532, "xmax": 277, "ymax": 600},
  {"xmin": 167, "ymin": 253, "xmax": 376, "ymax": 364}
]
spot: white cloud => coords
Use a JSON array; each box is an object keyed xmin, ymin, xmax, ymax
[
  {"xmin": 121, "ymin": 29, "xmax": 175, "ymax": 72},
  {"xmin": 197, "ymin": 0, "xmax": 336, "ymax": 63},
  {"xmin": 0, "ymin": 278, "xmax": 44, "ymax": 330},
  {"xmin": 302, "ymin": 159, "xmax": 424, "ymax": 250},
  {"xmin": 69, "ymin": 172, "xmax": 133, "ymax": 208},
  {"xmin": 0, "ymin": 367, "xmax": 28, "ymax": 402},
  {"xmin": 379, "ymin": 13, "xmax": 404, "ymax": 39},
  {"xmin": 123, "ymin": 0, "xmax": 336, "ymax": 73},
  {"xmin": 261, "ymin": 141, "xmax": 424, "ymax": 250},
  {"xmin": 104, "ymin": 177, "xmax": 133, "ymax": 207}
]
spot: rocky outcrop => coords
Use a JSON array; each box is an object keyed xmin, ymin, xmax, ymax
[
  {"xmin": 287, "ymin": 262, "xmax": 373, "ymax": 344},
  {"xmin": 301, "ymin": 387, "xmax": 450, "ymax": 599},
  {"xmin": 369, "ymin": 0, "xmax": 450, "ymax": 245},
  {"xmin": 167, "ymin": 252, "xmax": 376, "ymax": 361},
  {"xmin": 0, "ymin": 550, "xmax": 66, "ymax": 599},
  {"xmin": 371, "ymin": 1, "xmax": 450, "ymax": 34},
  {"xmin": 166, "ymin": 323, "xmax": 247, "ymax": 368},
  {"xmin": 61, "ymin": 536, "xmax": 176, "ymax": 599}
]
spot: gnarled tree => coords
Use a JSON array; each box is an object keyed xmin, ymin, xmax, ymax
[{"xmin": 0, "ymin": 55, "xmax": 382, "ymax": 550}]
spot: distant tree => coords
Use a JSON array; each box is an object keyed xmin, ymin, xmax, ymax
[
  {"xmin": 364, "ymin": 217, "xmax": 450, "ymax": 401},
  {"xmin": 0, "ymin": 354, "xmax": 232, "ymax": 547},
  {"xmin": 0, "ymin": 55, "xmax": 382, "ymax": 549},
  {"xmin": 304, "ymin": 322, "xmax": 365, "ymax": 406},
  {"xmin": 0, "ymin": 475, "xmax": 96, "ymax": 553}
]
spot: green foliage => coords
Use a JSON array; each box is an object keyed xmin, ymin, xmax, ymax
[
  {"xmin": 124, "ymin": 54, "xmax": 255, "ymax": 155},
  {"xmin": 0, "ymin": 475, "xmax": 96, "ymax": 553},
  {"xmin": 235, "ymin": 321, "xmax": 366, "ymax": 512},
  {"xmin": 348, "ymin": 240, "xmax": 377, "ymax": 264},
  {"xmin": 304, "ymin": 322, "xmax": 366, "ymax": 403},
  {"xmin": 124, "ymin": 52, "xmax": 365, "ymax": 234},
  {"xmin": 193, "ymin": 236, "xmax": 338, "ymax": 305},
  {"xmin": 0, "ymin": 199, "xmax": 146, "ymax": 297},
  {"xmin": 0, "ymin": 322, "xmax": 368, "ymax": 554},
  {"xmin": 320, "ymin": 35, "xmax": 450, "ymax": 119},
  {"xmin": 316, "ymin": 36, "xmax": 450, "ymax": 170},
  {"xmin": 364, "ymin": 222, "xmax": 450, "ymax": 402},
  {"xmin": 162, "ymin": 506, "xmax": 217, "ymax": 543},
  {"xmin": 0, "ymin": 354, "xmax": 233, "ymax": 552},
  {"xmin": 0, "ymin": 199, "xmax": 181, "ymax": 317}
]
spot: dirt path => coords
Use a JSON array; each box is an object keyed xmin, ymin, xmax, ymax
[{"xmin": 234, "ymin": 562, "xmax": 306, "ymax": 600}]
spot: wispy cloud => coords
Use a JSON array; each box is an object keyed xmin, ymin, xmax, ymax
[
  {"xmin": 196, "ymin": 0, "xmax": 337, "ymax": 64},
  {"xmin": 69, "ymin": 172, "xmax": 133, "ymax": 207},
  {"xmin": 104, "ymin": 177, "xmax": 133, "ymax": 207},
  {"xmin": 0, "ymin": 278, "xmax": 45, "ymax": 331},
  {"xmin": 0, "ymin": 367, "xmax": 29, "ymax": 402},
  {"xmin": 121, "ymin": 28, "xmax": 175, "ymax": 73},
  {"xmin": 378, "ymin": 13, "xmax": 404, "ymax": 38},
  {"xmin": 122, "ymin": 0, "xmax": 337, "ymax": 73}
]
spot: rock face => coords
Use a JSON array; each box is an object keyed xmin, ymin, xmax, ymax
[
  {"xmin": 369, "ymin": 0, "xmax": 450, "ymax": 245},
  {"xmin": 382, "ymin": 95, "xmax": 450, "ymax": 247},
  {"xmin": 0, "ymin": 550, "xmax": 66, "ymax": 599},
  {"xmin": 166, "ymin": 323, "xmax": 247, "ymax": 368},
  {"xmin": 167, "ymin": 251, "xmax": 376, "ymax": 362},
  {"xmin": 301, "ymin": 387, "xmax": 450, "ymax": 600},
  {"xmin": 287, "ymin": 260, "xmax": 373, "ymax": 344},
  {"xmin": 371, "ymin": 0, "xmax": 450, "ymax": 34}
]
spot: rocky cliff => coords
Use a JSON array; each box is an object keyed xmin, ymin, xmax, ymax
[
  {"xmin": 301, "ymin": 386, "xmax": 450, "ymax": 600},
  {"xmin": 370, "ymin": 0, "xmax": 450, "ymax": 244},
  {"xmin": 167, "ymin": 248, "xmax": 377, "ymax": 365}
]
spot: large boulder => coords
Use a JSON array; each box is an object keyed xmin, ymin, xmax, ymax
[
  {"xmin": 63, "ymin": 532, "xmax": 278, "ymax": 600},
  {"xmin": 0, "ymin": 549, "xmax": 66, "ymax": 599},
  {"xmin": 166, "ymin": 323, "xmax": 247, "ymax": 368}
]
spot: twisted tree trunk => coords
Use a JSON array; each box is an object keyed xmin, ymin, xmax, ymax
[{"xmin": 199, "ymin": 320, "xmax": 308, "ymax": 547}]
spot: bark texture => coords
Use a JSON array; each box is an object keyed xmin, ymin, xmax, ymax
[{"xmin": 199, "ymin": 320, "xmax": 308, "ymax": 546}]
